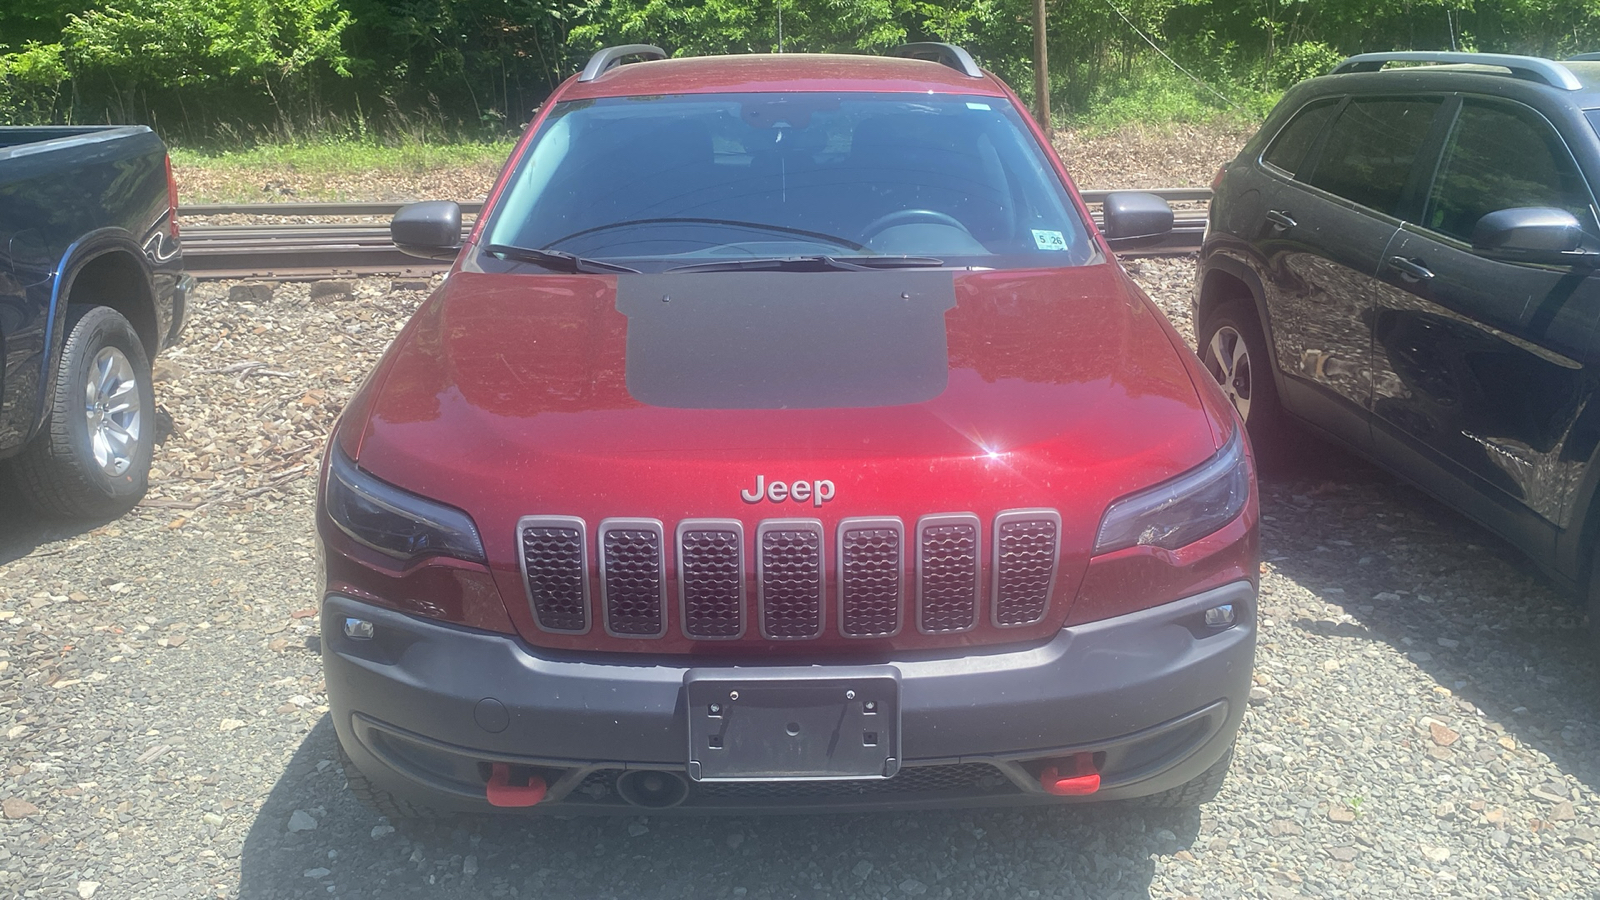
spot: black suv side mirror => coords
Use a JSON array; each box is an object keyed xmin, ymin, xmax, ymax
[
  {"xmin": 1101, "ymin": 191, "xmax": 1175, "ymax": 244},
  {"xmin": 1471, "ymin": 207, "xmax": 1597, "ymax": 264},
  {"xmin": 392, "ymin": 201, "xmax": 463, "ymax": 260}
]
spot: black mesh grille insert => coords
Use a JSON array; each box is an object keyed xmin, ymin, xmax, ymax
[
  {"xmin": 569, "ymin": 764, "xmax": 1015, "ymax": 804},
  {"xmin": 840, "ymin": 524, "xmax": 900, "ymax": 637},
  {"xmin": 601, "ymin": 525, "xmax": 664, "ymax": 636},
  {"xmin": 680, "ymin": 527, "xmax": 743, "ymax": 639},
  {"xmin": 760, "ymin": 526, "xmax": 823, "ymax": 639},
  {"xmin": 521, "ymin": 524, "xmax": 587, "ymax": 632},
  {"xmin": 994, "ymin": 517, "xmax": 1058, "ymax": 626},
  {"xmin": 918, "ymin": 522, "xmax": 978, "ymax": 633}
]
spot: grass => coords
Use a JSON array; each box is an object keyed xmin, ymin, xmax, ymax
[
  {"xmin": 1061, "ymin": 65, "xmax": 1279, "ymax": 136},
  {"xmin": 168, "ymin": 137, "xmax": 517, "ymax": 204}
]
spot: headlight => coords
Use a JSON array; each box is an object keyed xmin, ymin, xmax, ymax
[
  {"xmin": 1094, "ymin": 428, "xmax": 1250, "ymax": 554},
  {"xmin": 324, "ymin": 448, "xmax": 486, "ymax": 564}
]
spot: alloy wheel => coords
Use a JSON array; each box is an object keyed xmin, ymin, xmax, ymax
[
  {"xmin": 84, "ymin": 346, "xmax": 143, "ymax": 477},
  {"xmin": 1207, "ymin": 325, "xmax": 1253, "ymax": 422}
]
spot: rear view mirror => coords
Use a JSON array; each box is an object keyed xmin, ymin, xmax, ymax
[
  {"xmin": 1101, "ymin": 191, "xmax": 1175, "ymax": 243},
  {"xmin": 1470, "ymin": 207, "xmax": 1593, "ymax": 264},
  {"xmin": 392, "ymin": 201, "xmax": 463, "ymax": 260}
]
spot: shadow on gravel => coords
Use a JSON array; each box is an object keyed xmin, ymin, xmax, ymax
[
  {"xmin": 0, "ymin": 470, "xmax": 121, "ymax": 566},
  {"xmin": 0, "ymin": 406, "xmax": 176, "ymax": 563},
  {"xmin": 1257, "ymin": 428, "xmax": 1600, "ymax": 800},
  {"xmin": 239, "ymin": 718, "xmax": 1201, "ymax": 899}
]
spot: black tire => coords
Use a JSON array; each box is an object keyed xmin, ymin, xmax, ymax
[
  {"xmin": 1132, "ymin": 742, "xmax": 1234, "ymax": 808},
  {"xmin": 1197, "ymin": 299, "xmax": 1291, "ymax": 464},
  {"xmin": 337, "ymin": 741, "xmax": 437, "ymax": 820},
  {"xmin": 10, "ymin": 306, "xmax": 155, "ymax": 519}
]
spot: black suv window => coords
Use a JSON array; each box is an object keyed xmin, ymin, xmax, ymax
[
  {"xmin": 1305, "ymin": 97, "xmax": 1444, "ymax": 216},
  {"xmin": 1261, "ymin": 99, "xmax": 1337, "ymax": 176},
  {"xmin": 1423, "ymin": 99, "xmax": 1598, "ymax": 242}
]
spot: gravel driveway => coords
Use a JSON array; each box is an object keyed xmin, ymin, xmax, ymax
[{"xmin": 3, "ymin": 263, "xmax": 1598, "ymax": 899}]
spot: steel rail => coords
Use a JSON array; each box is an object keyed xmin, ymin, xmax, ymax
[{"xmin": 178, "ymin": 189, "xmax": 1210, "ymax": 280}]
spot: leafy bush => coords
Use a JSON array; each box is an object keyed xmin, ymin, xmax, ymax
[
  {"xmin": 0, "ymin": 41, "xmax": 69, "ymax": 121},
  {"xmin": 1267, "ymin": 41, "xmax": 1344, "ymax": 88}
]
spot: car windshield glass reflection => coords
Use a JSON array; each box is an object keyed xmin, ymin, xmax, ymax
[{"xmin": 483, "ymin": 92, "xmax": 1096, "ymax": 271}]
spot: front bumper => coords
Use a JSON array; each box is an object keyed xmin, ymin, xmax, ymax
[{"xmin": 323, "ymin": 581, "xmax": 1255, "ymax": 813}]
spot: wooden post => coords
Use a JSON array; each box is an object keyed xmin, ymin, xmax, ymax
[{"xmin": 1033, "ymin": 0, "xmax": 1050, "ymax": 132}]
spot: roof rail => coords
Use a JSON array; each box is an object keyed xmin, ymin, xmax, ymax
[
  {"xmin": 579, "ymin": 44, "xmax": 668, "ymax": 82},
  {"xmin": 1332, "ymin": 51, "xmax": 1583, "ymax": 91},
  {"xmin": 887, "ymin": 43, "xmax": 983, "ymax": 79}
]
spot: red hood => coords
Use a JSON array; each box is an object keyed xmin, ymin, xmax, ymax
[{"xmin": 351, "ymin": 263, "xmax": 1221, "ymax": 653}]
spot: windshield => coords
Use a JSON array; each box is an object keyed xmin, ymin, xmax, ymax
[{"xmin": 481, "ymin": 92, "xmax": 1097, "ymax": 270}]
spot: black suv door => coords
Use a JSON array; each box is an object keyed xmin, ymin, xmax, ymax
[
  {"xmin": 1371, "ymin": 96, "xmax": 1600, "ymax": 535},
  {"xmin": 1257, "ymin": 95, "xmax": 1448, "ymax": 448}
]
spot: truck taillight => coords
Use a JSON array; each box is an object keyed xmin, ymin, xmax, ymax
[
  {"xmin": 164, "ymin": 155, "xmax": 180, "ymax": 238},
  {"xmin": 1210, "ymin": 165, "xmax": 1226, "ymax": 192}
]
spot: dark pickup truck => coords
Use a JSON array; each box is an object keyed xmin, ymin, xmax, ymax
[{"xmin": 1, "ymin": 125, "xmax": 190, "ymax": 518}]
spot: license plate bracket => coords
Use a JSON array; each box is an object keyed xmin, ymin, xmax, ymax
[{"xmin": 685, "ymin": 666, "xmax": 901, "ymax": 782}]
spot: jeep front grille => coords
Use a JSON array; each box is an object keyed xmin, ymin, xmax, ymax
[
  {"xmin": 517, "ymin": 516, "xmax": 589, "ymax": 633},
  {"xmin": 513, "ymin": 510, "xmax": 1061, "ymax": 640},
  {"xmin": 838, "ymin": 518, "xmax": 903, "ymax": 637},
  {"xmin": 757, "ymin": 520, "xmax": 825, "ymax": 640},
  {"xmin": 992, "ymin": 510, "xmax": 1061, "ymax": 627},
  {"xmin": 915, "ymin": 514, "xmax": 981, "ymax": 633},
  {"xmin": 599, "ymin": 519, "xmax": 667, "ymax": 637},
  {"xmin": 678, "ymin": 521, "xmax": 745, "ymax": 639}
]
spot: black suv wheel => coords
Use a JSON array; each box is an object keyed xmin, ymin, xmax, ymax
[{"xmin": 1198, "ymin": 300, "xmax": 1285, "ymax": 461}]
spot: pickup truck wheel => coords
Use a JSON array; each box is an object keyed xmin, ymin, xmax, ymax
[
  {"xmin": 1198, "ymin": 300, "xmax": 1288, "ymax": 464},
  {"xmin": 337, "ymin": 742, "xmax": 437, "ymax": 821},
  {"xmin": 1129, "ymin": 741, "xmax": 1234, "ymax": 808},
  {"xmin": 10, "ymin": 305, "xmax": 155, "ymax": 519}
]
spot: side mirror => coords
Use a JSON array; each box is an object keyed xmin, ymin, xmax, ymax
[
  {"xmin": 1101, "ymin": 191, "xmax": 1175, "ymax": 242},
  {"xmin": 392, "ymin": 201, "xmax": 463, "ymax": 260},
  {"xmin": 1470, "ymin": 207, "xmax": 1592, "ymax": 263}
]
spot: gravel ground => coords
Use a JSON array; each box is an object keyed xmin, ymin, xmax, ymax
[{"xmin": 3, "ymin": 260, "xmax": 1600, "ymax": 899}]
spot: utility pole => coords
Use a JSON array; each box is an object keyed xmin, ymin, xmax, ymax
[{"xmin": 1033, "ymin": 0, "xmax": 1050, "ymax": 131}]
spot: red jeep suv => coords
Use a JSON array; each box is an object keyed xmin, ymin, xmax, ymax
[{"xmin": 316, "ymin": 43, "xmax": 1258, "ymax": 816}]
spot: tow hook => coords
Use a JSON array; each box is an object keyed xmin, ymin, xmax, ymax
[
  {"xmin": 486, "ymin": 763, "xmax": 547, "ymax": 807},
  {"xmin": 1040, "ymin": 753, "xmax": 1100, "ymax": 795}
]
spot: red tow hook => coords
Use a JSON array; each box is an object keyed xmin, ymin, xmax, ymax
[
  {"xmin": 1040, "ymin": 753, "xmax": 1101, "ymax": 796},
  {"xmin": 486, "ymin": 763, "xmax": 547, "ymax": 807}
]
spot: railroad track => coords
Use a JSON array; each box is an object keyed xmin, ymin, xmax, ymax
[{"xmin": 178, "ymin": 189, "xmax": 1208, "ymax": 281}]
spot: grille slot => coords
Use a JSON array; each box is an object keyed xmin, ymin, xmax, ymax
[
  {"xmin": 571, "ymin": 764, "xmax": 1015, "ymax": 804},
  {"xmin": 517, "ymin": 516, "xmax": 589, "ymax": 633},
  {"xmin": 915, "ymin": 514, "xmax": 981, "ymax": 633},
  {"xmin": 992, "ymin": 510, "xmax": 1061, "ymax": 627},
  {"xmin": 599, "ymin": 519, "xmax": 666, "ymax": 638},
  {"xmin": 838, "ymin": 517, "xmax": 903, "ymax": 638},
  {"xmin": 678, "ymin": 520, "xmax": 745, "ymax": 640},
  {"xmin": 757, "ymin": 519, "xmax": 825, "ymax": 640}
]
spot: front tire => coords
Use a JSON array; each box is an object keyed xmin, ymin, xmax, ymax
[
  {"xmin": 1198, "ymin": 299, "xmax": 1289, "ymax": 463},
  {"xmin": 10, "ymin": 306, "xmax": 155, "ymax": 519}
]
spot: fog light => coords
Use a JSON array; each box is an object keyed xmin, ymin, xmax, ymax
[
  {"xmin": 343, "ymin": 617, "xmax": 375, "ymax": 640},
  {"xmin": 1204, "ymin": 604, "xmax": 1236, "ymax": 628}
]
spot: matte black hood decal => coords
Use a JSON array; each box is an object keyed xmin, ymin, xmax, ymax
[{"xmin": 616, "ymin": 271, "xmax": 957, "ymax": 409}]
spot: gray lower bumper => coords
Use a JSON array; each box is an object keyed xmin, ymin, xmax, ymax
[{"xmin": 323, "ymin": 582, "xmax": 1255, "ymax": 808}]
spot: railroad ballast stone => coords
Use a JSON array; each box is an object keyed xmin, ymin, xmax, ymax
[{"xmin": 0, "ymin": 265, "xmax": 1597, "ymax": 898}]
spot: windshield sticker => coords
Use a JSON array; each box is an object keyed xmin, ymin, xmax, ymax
[
  {"xmin": 965, "ymin": 102, "xmax": 992, "ymax": 110},
  {"xmin": 1032, "ymin": 229, "xmax": 1068, "ymax": 251}
]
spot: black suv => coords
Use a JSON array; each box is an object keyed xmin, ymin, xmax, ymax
[{"xmin": 1196, "ymin": 51, "xmax": 1600, "ymax": 637}]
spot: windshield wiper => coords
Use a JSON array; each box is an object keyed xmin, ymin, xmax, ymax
[
  {"xmin": 665, "ymin": 255, "xmax": 945, "ymax": 274},
  {"xmin": 484, "ymin": 243, "xmax": 640, "ymax": 274}
]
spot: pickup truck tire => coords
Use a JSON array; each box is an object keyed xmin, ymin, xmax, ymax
[{"xmin": 11, "ymin": 305, "xmax": 155, "ymax": 519}]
